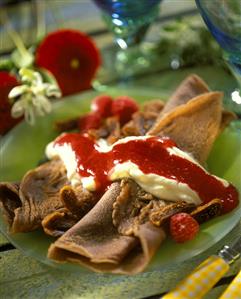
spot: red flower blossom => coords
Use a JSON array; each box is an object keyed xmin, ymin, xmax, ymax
[
  {"xmin": 0, "ymin": 71, "xmax": 21, "ymax": 135},
  {"xmin": 35, "ymin": 29, "xmax": 101, "ymax": 96}
]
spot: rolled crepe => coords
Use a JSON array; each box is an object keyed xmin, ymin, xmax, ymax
[
  {"xmin": 42, "ymin": 185, "xmax": 99, "ymax": 237},
  {"xmin": 48, "ymin": 182, "xmax": 166, "ymax": 274}
]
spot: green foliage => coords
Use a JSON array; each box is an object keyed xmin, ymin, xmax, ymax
[{"xmin": 156, "ymin": 16, "xmax": 226, "ymax": 69}]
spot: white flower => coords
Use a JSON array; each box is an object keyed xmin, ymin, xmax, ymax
[{"xmin": 9, "ymin": 68, "xmax": 61, "ymax": 125}]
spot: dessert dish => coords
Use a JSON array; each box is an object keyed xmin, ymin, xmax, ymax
[{"xmin": 0, "ymin": 74, "xmax": 239, "ymax": 274}]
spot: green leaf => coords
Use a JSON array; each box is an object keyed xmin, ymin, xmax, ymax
[{"xmin": 0, "ymin": 58, "xmax": 15, "ymax": 71}]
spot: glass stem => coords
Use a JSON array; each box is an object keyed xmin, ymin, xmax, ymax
[{"xmin": 120, "ymin": 24, "xmax": 150, "ymax": 48}]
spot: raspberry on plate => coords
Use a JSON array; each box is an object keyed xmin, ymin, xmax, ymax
[
  {"xmin": 170, "ymin": 212, "xmax": 199, "ymax": 243},
  {"xmin": 91, "ymin": 95, "xmax": 113, "ymax": 118},
  {"xmin": 78, "ymin": 112, "xmax": 102, "ymax": 133},
  {"xmin": 111, "ymin": 96, "xmax": 138, "ymax": 125}
]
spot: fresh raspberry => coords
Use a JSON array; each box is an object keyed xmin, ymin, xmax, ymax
[
  {"xmin": 78, "ymin": 112, "xmax": 101, "ymax": 133},
  {"xmin": 0, "ymin": 71, "xmax": 21, "ymax": 135},
  {"xmin": 111, "ymin": 96, "xmax": 138, "ymax": 125},
  {"xmin": 170, "ymin": 212, "xmax": 199, "ymax": 243},
  {"xmin": 91, "ymin": 95, "xmax": 113, "ymax": 118}
]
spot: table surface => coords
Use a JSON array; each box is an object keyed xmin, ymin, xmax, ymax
[{"xmin": 0, "ymin": 1, "xmax": 240, "ymax": 299}]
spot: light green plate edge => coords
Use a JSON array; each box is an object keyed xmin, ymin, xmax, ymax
[{"xmin": 0, "ymin": 85, "xmax": 240, "ymax": 275}]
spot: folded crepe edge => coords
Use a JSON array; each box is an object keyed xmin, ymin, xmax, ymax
[
  {"xmin": 152, "ymin": 74, "xmax": 236, "ymax": 136},
  {"xmin": 0, "ymin": 182, "xmax": 21, "ymax": 232},
  {"xmin": 220, "ymin": 109, "xmax": 237, "ymax": 132},
  {"xmin": 158, "ymin": 74, "xmax": 210, "ymax": 117},
  {"xmin": 47, "ymin": 215, "xmax": 166, "ymax": 275},
  {"xmin": 148, "ymin": 91, "xmax": 224, "ymax": 165},
  {"xmin": 148, "ymin": 91, "xmax": 223, "ymax": 136}
]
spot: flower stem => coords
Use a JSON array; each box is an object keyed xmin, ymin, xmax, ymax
[
  {"xmin": 0, "ymin": 10, "xmax": 32, "ymax": 60},
  {"xmin": 35, "ymin": 0, "xmax": 46, "ymax": 41}
]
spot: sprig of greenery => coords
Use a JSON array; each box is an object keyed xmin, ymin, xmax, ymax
[
  {"xmin": 0, "ymin": 9, "xmax": 61, "ymax": 125},
  {"xmin": 156, "ymin": 16, "xmax": 226, "ymax": 69},
  {"xmin": 9, "ymin": 68, "xmax": 61, "ymax": 125}
]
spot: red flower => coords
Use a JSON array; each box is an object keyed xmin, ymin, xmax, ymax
[
  {"xmin": 35, "ymin": 29, "xmax": 101, "ymax": 96},
  {"xmin": 0, "ymin": 71, "xmax": 21, "ymax": 135}
]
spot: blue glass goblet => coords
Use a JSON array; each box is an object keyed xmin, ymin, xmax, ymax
[
  {"xmin": 195, "ymin": 0, "xmax": 241, "ymax": 117},
  {"xmin": 93, "ymin": 0, "xmax": 162, "ymax": 86}
]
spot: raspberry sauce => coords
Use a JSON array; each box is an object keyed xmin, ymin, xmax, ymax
[{"xmin": 54, "ymin": 133, "xmax": 239, "ymax": 214}]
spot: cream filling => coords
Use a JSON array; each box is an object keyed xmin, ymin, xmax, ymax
[
  {"xmin": 109, "ymin": 161, "xmax": 201, "ymax": 205},
  {"xmin": 45, "ymin": 136, "xmax": 228, "ymax": 205}
]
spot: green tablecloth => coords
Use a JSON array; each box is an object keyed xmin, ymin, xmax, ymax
[{"xmin": 1, "ymin": 223, "xmax": 240, "ymax": 299}]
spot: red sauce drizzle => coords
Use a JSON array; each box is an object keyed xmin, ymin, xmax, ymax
[{"xmin": 54, "ymin": 133, "xmax": 239, "ymax": 214}]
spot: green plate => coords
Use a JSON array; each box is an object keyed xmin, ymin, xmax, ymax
[{"xmin": 0, "ymin": 83, "xmax": 240, "ymax": 274}]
